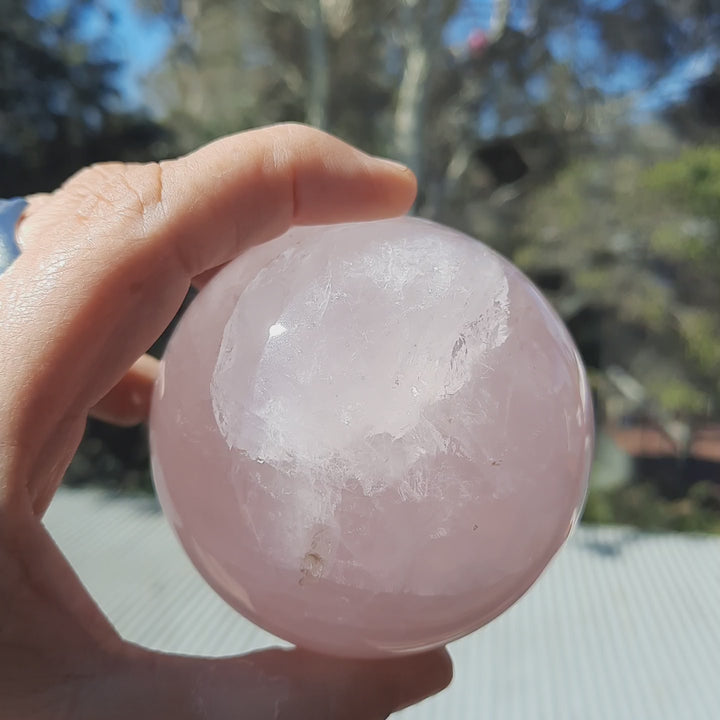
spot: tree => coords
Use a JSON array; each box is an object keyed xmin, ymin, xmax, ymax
[
  {"xmin": 514, "ymin": 133, "xmax": 720, "ymax": 460},
  {"xmin": 0, "ymin": 0, "xmax": 171, "ymax": 197},
  {"xmin": 139, "ymin": 0, "xmax": 720, "ymax": 435},
  {"xmin": 65, "ymin": 0, "xmax": 718, "ymax": 520}
]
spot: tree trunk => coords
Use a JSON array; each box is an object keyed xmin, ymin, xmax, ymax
[
  {"xmin": 489, "ymin": 0, "xmax": 510, "ymax": 41},
  {"xmin": 393, "ymin": 0, "xmax": 460, "ymax": 209},
  {"xmin": 306, "ymin": 0, "xmax": 329, "ymax": 129},
  {"xmin": 394, "ymin": 33, "xmax": 430, "ymax": 182},
  {"xmin": 435, "ymin": 0, "xmax": 511, "ymax": 215}
]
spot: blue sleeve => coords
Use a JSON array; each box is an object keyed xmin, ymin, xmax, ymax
[{"xmin": 0, "ymin": 197, "xmax": 28, "ymax": 275}]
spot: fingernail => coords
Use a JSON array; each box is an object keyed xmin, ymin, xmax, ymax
[{"xmin": 374, "ymin": 157, "xmax": 413, "ymax": 174}]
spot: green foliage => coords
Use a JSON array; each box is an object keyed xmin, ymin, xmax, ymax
[
  {"xmin": 516, "ymin": 140, "xmax": 720, "ymax": 434},
  {"xmin": 648, "ymin": 377, "xmax": 709, "ymax": 417},
  {"xmin": 676, "ymin": 309, "xmax": 720, "ymax": 380},
  {"xmin": 583, "ymin": 482, "xmax": 720, "ymax": 534},
  {"xmin": 649, "ymin": 222, "xmax": 713, "ymax": 264},
  {"xmin": 644, "ymin": 147, "xmax": 720, "ymax": 223}
]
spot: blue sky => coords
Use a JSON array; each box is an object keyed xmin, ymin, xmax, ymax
[
  {"xmin": 29, "ymin": 0, "xmax": 717, "ymax": 116},
  {"xmin": 92, "ymin": 0, "xmax": 173, "ymax": 106},
  {"xmin": 91, "ymin": 2, "xmax": 171, "ymax": 106},
  {"xmin": 445, "ymin": 0, "xmax": 717, "ymax": 127},
  {"xmin": 30, "ymin": 0, "xmax": 173, "ymax": 107}
]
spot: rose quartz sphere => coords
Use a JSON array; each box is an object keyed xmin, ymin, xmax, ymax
[{"xmin": 150, "ymin": 217, "xmax": 593, "ymax": 658}]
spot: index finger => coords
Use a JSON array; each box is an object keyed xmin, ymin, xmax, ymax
[{"xmin": 0, "ymin": 124, "xmax": 416, "ymax": 511}]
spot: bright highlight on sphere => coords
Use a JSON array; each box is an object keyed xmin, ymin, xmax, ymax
[{"xmin": 149, "ymin": 217, "xmax": 593, "ymax": 658}]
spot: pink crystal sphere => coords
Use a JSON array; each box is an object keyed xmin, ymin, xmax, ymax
[{"xmin": 150, "ymin": 217, "xmax": 593, "ymax": 658}]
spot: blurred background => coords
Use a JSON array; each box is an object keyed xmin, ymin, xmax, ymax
[{"xmin": 3, "ymin": 0, "xmax": 720, "ymax": 534}]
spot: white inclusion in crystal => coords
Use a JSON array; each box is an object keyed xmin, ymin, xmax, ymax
[{"xmin": 211, "ymin": 232, "xmax": 510, "ymax": 538}]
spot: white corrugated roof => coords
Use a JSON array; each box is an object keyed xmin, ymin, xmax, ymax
[{"xmin": 45, "ymin": 487, "xmax": 720, "ymax": 720}]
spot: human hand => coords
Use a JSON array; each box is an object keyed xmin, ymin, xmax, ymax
[{"xmin": 0, "ymin": 124, "xmax": 452, "ymax": 719}]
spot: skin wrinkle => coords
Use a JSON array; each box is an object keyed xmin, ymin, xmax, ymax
[
  {"xmin": 66, "ymin": 164, "xmax": 169, "ymax": 275},
  {"xmin": 72, "ymin": 166, "xmax": 144, "ymax": 231}
]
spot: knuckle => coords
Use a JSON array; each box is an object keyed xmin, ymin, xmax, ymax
[
  {"xmin": 272, "ymin": 121, "xmax": 312, "ymax": 134},
  {"xmin": 63, "ymin": 162, "xmax": 166, "ymax": 232},
  {"xmin": 270, "ymin": 122, "xmax": 329, "ymax": 149}
]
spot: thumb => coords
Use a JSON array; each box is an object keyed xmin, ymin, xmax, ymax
[{"xmin": 98, "ymin": 646, "xmax": 453, "ymax": 720}]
